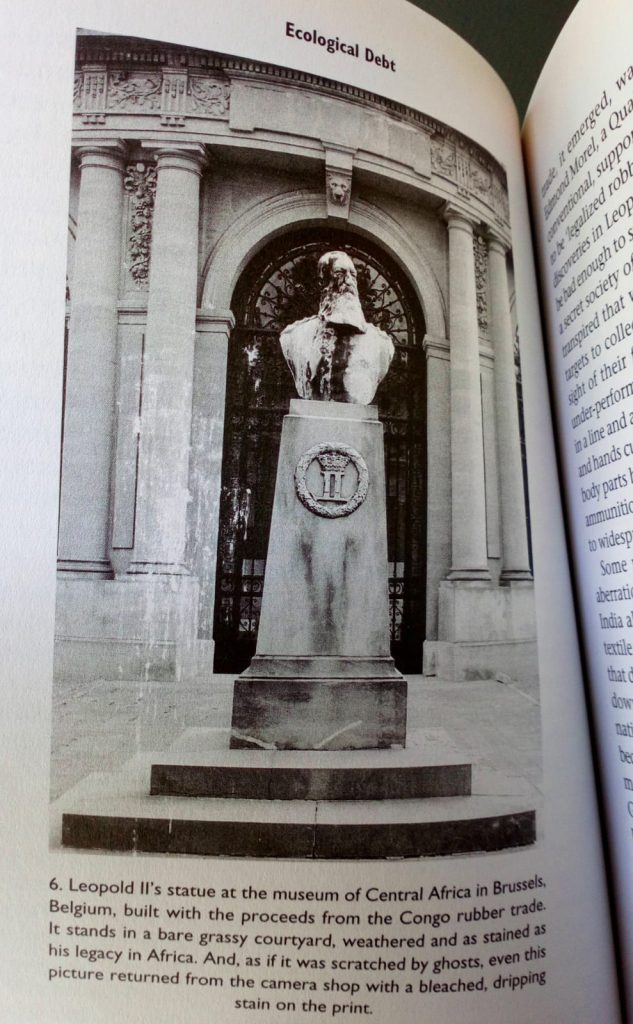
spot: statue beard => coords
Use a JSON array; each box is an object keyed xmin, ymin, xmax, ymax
[{"xmin": 319, "ymin": 281, "xmax": 367, "ymax": 334}]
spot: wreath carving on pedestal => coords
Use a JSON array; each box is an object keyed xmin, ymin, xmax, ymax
[{"xmin": 294, "ymin": 442, "xmax": 369, "ymax": 518}]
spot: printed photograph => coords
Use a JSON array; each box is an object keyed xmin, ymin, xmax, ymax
[{"xmin": 51, "ymin": 30, "xmax": 541, "ymax": 859}]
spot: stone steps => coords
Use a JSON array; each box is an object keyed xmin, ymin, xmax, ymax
[{"xmin": 51, "ymin": 727, "xmax": 538, "ymax": 859}]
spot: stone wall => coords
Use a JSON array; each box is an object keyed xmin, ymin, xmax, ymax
[{"xmin": 55, "ymin": 33, "xmax": 536, "ymax": 684}]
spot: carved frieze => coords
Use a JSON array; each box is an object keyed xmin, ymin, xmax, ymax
[
  {"xmin": 72, "ymin": 38, "xmax": 510, "ymax": 226},
  {"xmin": 473, "ymin": 233, "xmax": 489, "ymax": 334},
  {"xmin": 430, "ymin": 135, "xmax": 456, "ymax": 176},
  {"xmin": 431, "ymin": 132, "xmax": 507, "ymax": 222},
  {"xmin": 81, "ymin": 69, "xmax": 106, "ymax": 125},
  {"xmin": 455, "ymin": 149, "xmax": 473, "ymax": 199},
  {"xmin": 187, "ymin": 77, "xmax": 230, "ymax": 116},
  {"xmin": 469, "ymin": 162, "xmax": 491, "ymax": 200},
  {"xmin": 73, "ymin": 74, "xmax": 83, "ymax": 110},
  {"xmin": 123, "ymin": 161, "xmax": 157, "ymax": 286},
  {"xmin": 161, "ymin": 71, "xmax": 187, "ymax": 126},
  {"xmin": 107, "ymin": 71, "xmax": 162, "ymax": 111},
  {"xmin": 295, "ymin": 443, "xmax": 369, "ymax": 519},
  {"xmin": 492, "ymin": 175, "xmax": 511, "ymax": 221}
]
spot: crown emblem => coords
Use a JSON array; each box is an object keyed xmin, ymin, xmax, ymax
[
  {"xmin": 317, "ymin": 452, "xmax": 351, "ymax": 473},
  {"xmin": 295, "ymin": 443, "xmax": 369, "ymax": 519}
]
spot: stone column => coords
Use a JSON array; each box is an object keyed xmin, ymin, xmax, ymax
[
  {"xmin": 488, "ymin": 233, "xmax": 532, "ymax": 580},
  {"xmin": 423, "ymin": 333, "xmax": 451, "ymax": 642},
  {"xmin": 189, "ymin": 311, "xmax": 234, "ymax": 657},
  {"xmin": 127, "ymin": 144, "xmax": 206, "ymax": 576},
  {"xmin": 444, "ymin": 204, "xmax": 490, "ymax": 580},
  {"xmin": 57, "ymin": 142, "xmax": 126, "ymax": 577}
]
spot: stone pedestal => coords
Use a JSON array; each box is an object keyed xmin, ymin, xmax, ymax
[{"xmin": 230, "ymin": 399, "xmax": 406, "ymax": 750}]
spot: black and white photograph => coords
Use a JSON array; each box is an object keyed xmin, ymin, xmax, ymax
[{"xmin": 50, "ymin": 29, "xmax": 541, "ymax": 860}]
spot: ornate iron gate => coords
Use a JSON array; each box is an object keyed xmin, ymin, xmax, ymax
[{"xmin": 213, "ymin": 229, "xmax": 426, "ymax": 673}]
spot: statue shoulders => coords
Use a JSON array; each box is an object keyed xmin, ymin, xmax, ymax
[
  {"xmin": 364, "ymin": 322, "xmax": 395, "ymax": 359},
  {"xmin": 280, "ymin": 315, "xmax": 319, "ymax": 340},
  {"xmin": 364, "ymin": 321, "xmax": 393, "ymax": 342}
]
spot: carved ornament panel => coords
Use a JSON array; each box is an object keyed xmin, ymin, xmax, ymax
[
  {"xmin": 107, "ymin": 71, "xmax": 162, "ymax": 111},
  {"xmin": 123, "ymin": 162, "xmax": 157, "ymax": 286},
  {"xmin": 187, "ymin": 77, "xmax": 230, "ymax": 116},
  {"xmin": 473, "ymin": 233, "xmax": 489, "ymax": 334},
  {"xmin": 295, "ymin": 443, "xmax": 369, "ymax": 518}
]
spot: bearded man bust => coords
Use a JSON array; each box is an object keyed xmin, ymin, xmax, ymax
[{"xmin": 279, "ymin": 251, "xmax": 394, "ymax": 405}]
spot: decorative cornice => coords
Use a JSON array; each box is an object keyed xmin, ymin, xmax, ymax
[{"xmin": 74, "ymin": 33, "xmax": 509, "ymax": 223}]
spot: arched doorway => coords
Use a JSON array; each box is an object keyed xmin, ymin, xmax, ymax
[{"xmin": 212, "ymin": 227, "xmax": 426, "ymax": 673}]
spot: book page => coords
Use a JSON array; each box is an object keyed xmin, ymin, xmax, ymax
[
  {"xmin": 524, "ymin": 0, "xmax": 633, "ymax": 1012},
  {"xmin": 0, "ymin": 0, "xmax": 620, "ymax": 1020}
]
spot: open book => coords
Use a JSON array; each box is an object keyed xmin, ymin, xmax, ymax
[{"xmin": 2, "ymin": 0, "xmax": 632, "ymax": 1019}]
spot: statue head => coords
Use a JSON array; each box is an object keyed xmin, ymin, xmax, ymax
[
  {"xmin": 317, "ymin": 251, "xmax": 367, "ymax": 334},
  {"xmin": 279, "ymin": 249, "xmax": 394, "ymax": 405}
]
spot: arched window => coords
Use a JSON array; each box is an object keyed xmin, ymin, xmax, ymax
[{"xmin": 213, "ymin": 228, "xmax": 427, "ymax": 673}]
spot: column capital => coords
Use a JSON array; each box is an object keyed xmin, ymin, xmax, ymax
[
  {"xmin": 141, "ymin": 141, "xmax": 207, "ymax": 175},
  {"xmin": 73, "ymin": 140, "xmax": 127, "ymax": 172},
  {"xmin": 486, "ymin": 229, "xmax": 510, "ymax": 257},
  {"xmin": 441, "ymin": 201, "xmax": 478, "ymax": 233}
]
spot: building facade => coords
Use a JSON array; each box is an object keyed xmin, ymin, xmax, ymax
[{"xmin": 55, "ymin": 33, "xmax": 536, "ymax": 684}]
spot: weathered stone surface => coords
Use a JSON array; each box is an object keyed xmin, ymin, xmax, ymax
[
  {"xmin": 150, "ymin": 760, "xmax": 471, "ymax": 800},
  {"xmin": 281, "ymin": 316, "xmax": 393, "ymax": 405},
  {"xmin": 53, "ymin": 725, "xmax": 538, "ymax": 859},
  {"xmin": 253, "ymin": 400, "xmax": 391, "ymax": 659},
  {"xmin": 230, "ymin": 676, "xmax": 407, "ymax": 750},
  {"xmin": 58, "ymin": 39, "xmax": 536, "ymax": 689},
  {"xmin": 61, "ymin": 805, "xmax": 535, "ymax": 859},
  {"xmin": 229, "ymin": 398, "xmax": 406, "ymax": 749}
]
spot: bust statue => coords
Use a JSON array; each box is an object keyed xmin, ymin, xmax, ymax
[{"xmin": 279, "ymin": 251, "xmax": 394, "ymax": 405}]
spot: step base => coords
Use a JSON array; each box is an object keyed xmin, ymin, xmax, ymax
[{"xmin": 62, "ymin": 805, "xmax": 535, "ymax": 859}]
